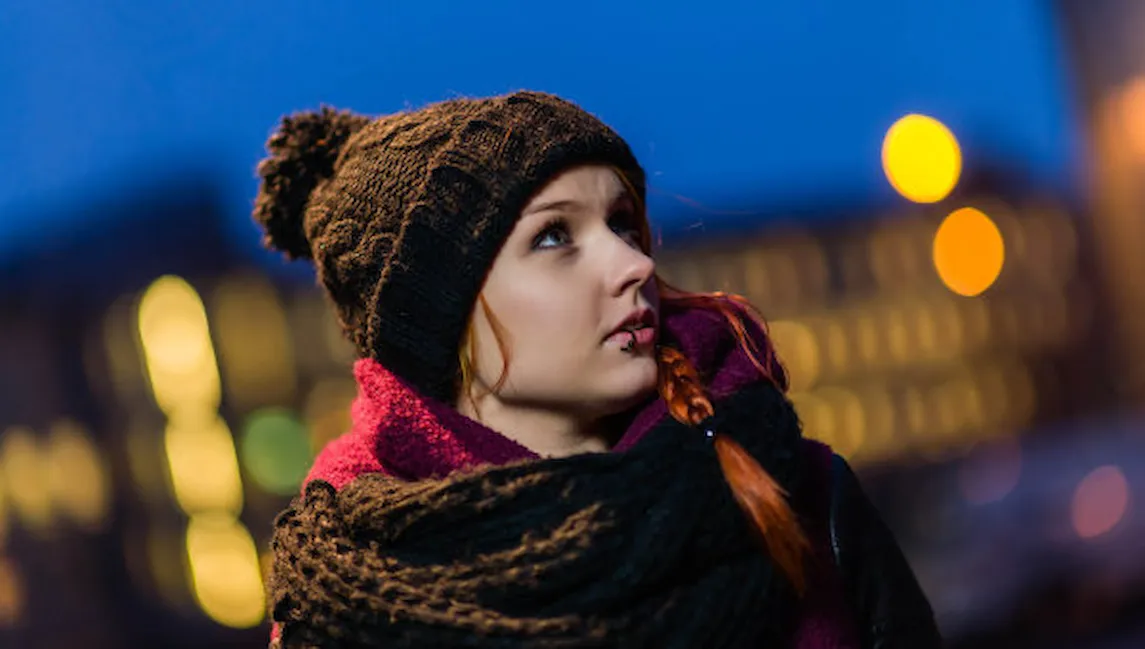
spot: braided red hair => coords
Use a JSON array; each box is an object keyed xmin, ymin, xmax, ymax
[{"xmin": 655, "ymin": 284, "xmax": 808, "ymax": 593}]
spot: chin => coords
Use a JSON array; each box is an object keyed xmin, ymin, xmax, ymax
[{"xmin": 596, "ymin": 358, "xmax": 659, "ymax": 413}]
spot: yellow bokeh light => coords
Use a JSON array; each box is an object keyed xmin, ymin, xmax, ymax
[
  {"xmin": 0, "ymin": 428, "xmax": 52, "ymax": 532},
  {"xmin": 0, "ymin": 468, "xmax": 8, "ymax": 549},
  {"xmin": 741, "ymin": 250, "xmax": 773, "ymax": 306},
  {"xmin": 0, "ymin": 556, "xmax": 24, "ymax": 627},
  {"xmin": 185, "ymin": 513, "xmax": 265, "ymax": 628},
  {"xmin": 164, "ymin": 414, "xmax": 244, "ymax": 516},
  {"xmin": 882, "ymin": 114, "xmax": 962, "ymax": 203},
  {"xmin": 912, "ymin": 304, "xmax": 939, "ymax": 355},
  {"xmin": 883, "ymin": 308, "xmax": 912, "ymax": 362},
  {"xmin": 933, "ymin": 207, "xmax": 1005, "ymax": 297},
  {"xmin": 856, "ymin": 388, "xmax": 896, "ymax": 461},
  {"xmin": 900, "ymin": 387, "xmax": 929, "ymax": 442},
  {"xmin": 821, "ymin": 321, "xmax": 850, "ymax": 374},
  {"xmin": 45, "ymin": 420, "xmax": 111, "ymax": 531},
  {"xmin": 137, "ymin": 276, "xmax": 222, "ymax": 416},
  {"xmin": 789, "ymin": 393, "xmax": 834, "ymax": 446},
  {"xmin": 854, "ymin": 314, "xmax": 881, "ymax": 366},
  {"xmin": 767, "ymin": 320, "xmax": 820, "ymax": 391},
  {"xmin": 814, "ymin": 388, "xmax": 867, "ymax": 459}
]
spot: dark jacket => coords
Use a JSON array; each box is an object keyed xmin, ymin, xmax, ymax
[{"xmin": 828, "ymin": 453, "xmax": 943, "ymax": 648}]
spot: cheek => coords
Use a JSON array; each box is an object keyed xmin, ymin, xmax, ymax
[
  {"xmin": 503, "ymin": 284, "xmax": 595, "ymax": 347},
  {"xmin": 484, "ymin": 278, "xmax": 602, "ymax": 380}
]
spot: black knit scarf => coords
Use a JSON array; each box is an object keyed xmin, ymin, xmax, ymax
[{"xmin": 268, "ymin": 378, "xmax": 810, "ymax": 649}]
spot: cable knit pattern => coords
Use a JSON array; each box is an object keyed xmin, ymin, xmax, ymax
[{"xmin": 254, "ymin": 91, "xmax": 645, "ymax": 401}]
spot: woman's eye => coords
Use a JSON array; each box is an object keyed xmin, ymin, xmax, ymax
[
  {"xmin": 532, "ymin": 220, "xmax": 572, "ymax": 250},
  {"xmin": 610, "ymin": 213, "xmax": 641, "ymax": 246}
]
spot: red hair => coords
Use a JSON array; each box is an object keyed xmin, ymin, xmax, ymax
[
  {"xmin": 458, "ymin": 167, "xmax": 809, "ymax": 592},
  {"xmin": 655, "ymin": 281, "xmax": 808, "ymax": 593}
]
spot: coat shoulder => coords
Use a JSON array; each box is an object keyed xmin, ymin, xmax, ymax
[{"xmin": 824, "ymin": 452, "xmax": 943, "ymax": 648}]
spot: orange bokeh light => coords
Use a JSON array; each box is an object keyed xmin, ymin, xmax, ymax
[{"xmin": 933, "ymin": 207, "xmax": 1005, "ymax": 297}]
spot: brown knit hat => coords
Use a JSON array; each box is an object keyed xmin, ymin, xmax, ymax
[{"xmin": 253, "ymin": 90, "xmax": 646, "ymax": 401}]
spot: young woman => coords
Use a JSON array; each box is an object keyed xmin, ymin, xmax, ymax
[{"xmin": 255, "ymin": 90, "xmax": 941, "ymax": 648}]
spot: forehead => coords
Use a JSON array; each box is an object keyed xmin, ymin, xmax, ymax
[{"xmin": 525, "ymin": 166, "xmax": 628, "ymax": 211}]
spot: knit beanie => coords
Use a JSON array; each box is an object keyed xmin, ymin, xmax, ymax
[{"xmin": 253, "ymin": 91, "xmax": 646, "ymax": 402}]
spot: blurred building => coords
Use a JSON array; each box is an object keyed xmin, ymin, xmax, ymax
[
  {"xmin": 0, "ymin": 145, "xmax": 1139, "ymax": 648},
  {"xmin": 1060, "ymin": 0, "xmax": 1145, "ymax": 407},
  {"xmin": 2, "ymin": 5, "xmax": 1145, "ymax": 645}
]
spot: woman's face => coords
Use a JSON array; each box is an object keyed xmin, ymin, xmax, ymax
[{"xmin": 465, "ymin": 165, "xmax": 660, "ymax": 421}]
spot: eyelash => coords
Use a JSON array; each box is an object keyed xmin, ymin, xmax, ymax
[
  {"xmin": 531, "ymin": 213, "xmax": 642, "ymax": 250},
  {"xmin": 531, "ymin": 217, "xmax": 571, "ymax": 249}
]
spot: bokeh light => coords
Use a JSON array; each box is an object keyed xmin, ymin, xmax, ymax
[
  {"xmin": 854, "ymin": 313, "xmax": 882, "ymax": 366},
  {"xmin": 1118, "ymin": 76, "xmax": 1145, "ymax": 159},
  {"xmin": 1072, "ymin": 465, "xmax": 1130, "ymax": 540},
  {"xmin": 899, "ymin": 387, "xmax": 930, "ymax": 443},
  {"xmin": 856, "ymin": 387, "xmax": 896, "ymax": 461},
  {"xmin": 767, "ymin": 320, "xmax": 821, "ymax": 391},
  {"xmin": 933, "ymin": 207, "xmax": 1006, "ymax": 297},
  {"xmin": 184, "ymin": 514, "xmax": 265, "ymax": 629},
  {"xmin": 0, "ymin": 472, "xmax": 8, "ymax": 549},
  {"xmin": 137, "ymin": 276, "xmax": 222, "ymax": 416},
  {"xmin": 0, "ymin": 427, "xmax": 52, "ymax": 533},
  {"xmin": 911, "ymin": 303, "xmax": 940, "ymax": 356},
  {"xmin": 239, "ymin": 408, "xmax": 313, "ymax": 496},
  {"xmin": 882, "ymin": 114, "xmax": 962, "ymax": 203},
  {"xmin": 821, "ymin": 320, "xmax": 851, "ymax": 375},
  {"xmin": 45, "ymin": 419, "xmax": 111, "ymax": 531},
  {"xmin": 817, "ymin": 388, "xmax": 867, "ymax": 458},
  {"xmin": 883, "ymin": 308, "xmax": 912, "ymax": 362},
  {"xmin": 164, "ymin": 415, "xmax": 244, "ymax": 517},
  {"xmin": 789, "ymin": 393, "xmax": 833, "ymax": 449},
  {"xmin": 0, "ymin": 556, "xmax": 24, "ymax": 627}
]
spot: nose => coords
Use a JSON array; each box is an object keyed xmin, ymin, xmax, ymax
[{"xmin": 609, "ymin": 241, "xmax": 656, "ymax": 298}]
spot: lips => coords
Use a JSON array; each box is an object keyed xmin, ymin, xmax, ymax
[
  {"xmin": 607, "ymin": 308, "xmax": 655, "ymax": 336},
  {"xmin": 605, "ymin": 308, "xmax": 657, "ymax": 349},
  {"xmin": 606, "ymin": 325, "xmax": 656, "ymax": 348}
]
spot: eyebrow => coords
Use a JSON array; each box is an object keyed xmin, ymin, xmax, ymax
[
  {"xmin": 522, "ymin": 199, "xmax": 582, "ymax": 217},
  {"xmin": 522, "ymin": 193, "xmax": 634, "ymax": 218}
]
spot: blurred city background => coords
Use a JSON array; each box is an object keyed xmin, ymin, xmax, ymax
[{"xmin": 1, "ymin": 1, "xmax": 1143, "ymax": 647}]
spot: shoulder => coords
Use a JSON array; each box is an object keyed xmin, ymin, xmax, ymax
[{"xmin": 818, "ymin": 451, "xmax": 943, "ymax": 647}]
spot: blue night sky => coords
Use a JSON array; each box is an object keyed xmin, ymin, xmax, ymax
[{"xmin": 0, "ymin": 0, "xmax": 1080, "ymax": 259}]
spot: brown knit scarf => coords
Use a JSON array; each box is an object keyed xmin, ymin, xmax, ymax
[{"xmin": 267, "ymin": 379, "xmax": 810, "ymax": 649}]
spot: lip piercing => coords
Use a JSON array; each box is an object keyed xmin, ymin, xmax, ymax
[{"xmin": 621, "ymin": 329, "xmax": 637, "ymax": 353}]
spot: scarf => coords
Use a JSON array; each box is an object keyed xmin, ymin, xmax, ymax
[{"xmin": 267, "ymin": 305, "xmax": 858, "ymax": 648}]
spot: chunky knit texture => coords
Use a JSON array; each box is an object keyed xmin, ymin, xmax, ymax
[
  {"xmin": 253, "ymin": 91, "xmax": 645, "ymax": 401},
  {"xmin": 267, "ymin": 304, "xmax": 861, "ymax": 648}
]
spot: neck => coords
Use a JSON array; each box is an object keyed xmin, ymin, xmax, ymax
[{"xmin": 455, "ymin": 392, "xmax": 611, "ymax": 458}]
